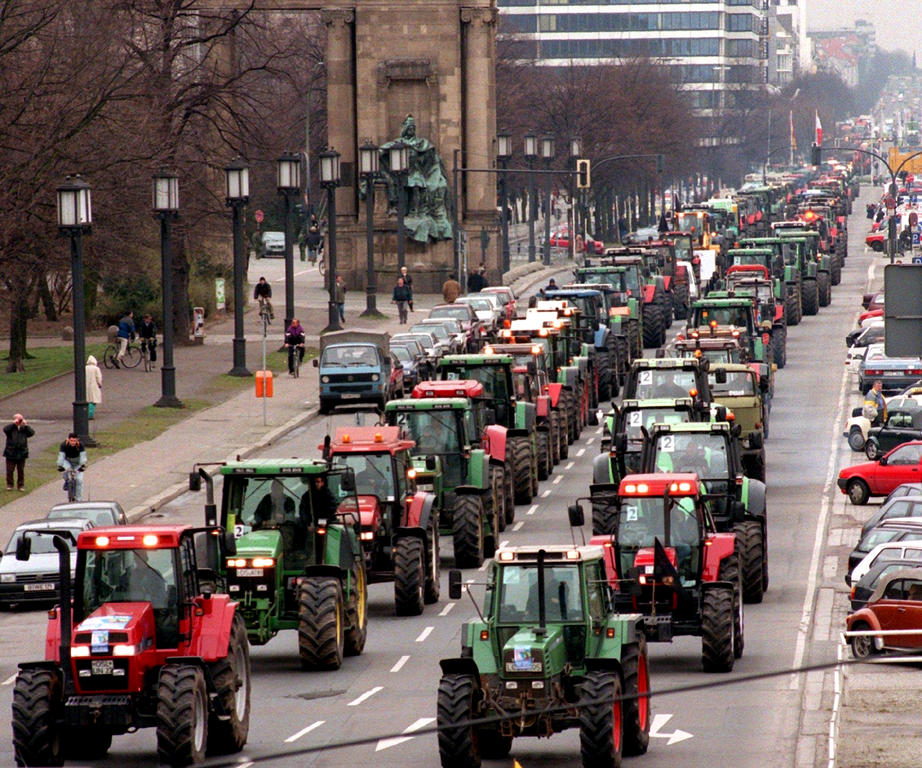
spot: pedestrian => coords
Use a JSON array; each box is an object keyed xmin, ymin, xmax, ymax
[
  {"xmin": 334, "ymin": 275, "xmax": 347, "ymax": 323},
  {"xmin": 545, "ymin": 277, "xmax": 558, "ymax": 291},
  {"xmin": 114, "ymin": 310, "xmax": 135, "ymax": 368},
  {"xmin": 400, "ymin": 266, "xmax": 414, "ymax": 311},
  {"xmin": 442, "ymin": 272, "xmax": 462, "ymax": 303},
  {"xmin": 285, "ymin": 318, "xmax": 306, "ymax": 375},
  {"xmin": 57, "ymin": 433, "xmax": 87, "ymax": 501},
  {"xmin": 3, "ymin": 414, "xmax": 34, "ymax": 491},
  {"xmin": 306, "ymin": 225, "xmax": 323, "ymax": 265},
  {"xmin": 297, "ymin": 227, "xmax": 307, "ymax": 262},
  {"xmin": 392, "ymin": 277, "xmax": 412, "ymax": 324},
  {"xmin": 254, "ymin": 276, "xmax": 274, "ymax": 321},
  {"xmin": 468, "ymin": 267, "xmax": 485, "ymax": 293},
  {"xmin": 137, "ymin": 314, "xmax": 157, "ymax": 366},
  {"xmin": 85, "ymin": 355, "xmax": 102, "ymax": 420},
  {"xmin": 864, "ymin": 379, "xmax": 887, "ymax": 427}
]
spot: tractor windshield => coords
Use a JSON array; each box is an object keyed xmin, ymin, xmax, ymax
[
  {"xmin": 333, "ymin": 453, "xmax": 395, "ymax": 500},
  {"xmin": 497, "ymin": 564, "xmax": 584, "ymax": 623},
  {"xmin": 709, "ymin": 370, "xmax": 756, "ymax": 397},
  {"xmin": 653, "ymin": 433, "xmax": 729, "ymax": 483},
  {"xmin": 390, "ymin": 409, "xmax": 463, "ymax": 487},
  {"xmin": 633, "ymin": 368, "xmax": 698, "ymax": 400},
  {"xmin": 694, "ymin": 305, "xmax": 753, "ymax": 331},
  {"xmin": 443, "ymin": 366, "xmax": 511, "ymax": 423},
  {"xmin": 617, "ymin": 496, "xmax": 701, "ymax": 583},
  {"xmin": 623, "ymin": 407, "xmax": 691, "ymax": 441}
]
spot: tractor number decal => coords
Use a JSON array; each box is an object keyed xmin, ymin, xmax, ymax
[
  {"xmin": 660, "ymin": 435, "xmax": 676, "ymax": 453},
  {"xmin": 628, "ymin": 411, "xmax": 643, "ymax": 427},
  {"xmin": 638, "ymin": 371, "xmax": 652, "ymax": 386}
]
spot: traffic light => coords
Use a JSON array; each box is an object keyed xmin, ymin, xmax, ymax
[
  {"xmin": 810, "ymin": 142, "xmax": 821, "ymax": 166},
  {"xmin": 656, "ymin": 154, "xmax": 665, "ymax": 174},
  {"xmin": 576, "ymin": 159, "xmax": 591, "ymax": 189}
]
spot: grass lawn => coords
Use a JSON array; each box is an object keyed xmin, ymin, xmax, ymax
[{"xmin": 0, "ymin": 344, "xmax": 107, "ymax": 399}]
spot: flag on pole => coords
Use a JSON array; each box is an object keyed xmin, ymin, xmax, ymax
[
  {"xmin": 790, "ymin": 110, "xmax": 796, "ymax": 151},
  {"xmin": 815, "ymin": 111, "xmax": 823, "ymax": 147}
]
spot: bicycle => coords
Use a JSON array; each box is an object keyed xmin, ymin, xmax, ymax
[
  {"xmin": 103, "ymin": 339, "xmax": 142, "ymax": 369},
  {"xmin": 61, "ymin": 466, "xmax": 81, "ymax": 502},
  {"xmin": 140, "ymin": 338, "xmax": 155, "ymax": 372},
  {"xmin": 288, "ymin": 344, "xmax": 305, "ymax": 378}
]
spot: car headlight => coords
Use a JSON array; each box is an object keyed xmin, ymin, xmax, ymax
[
  {"xmin": 321, "ymin": 376, "xmax": 330, "ymax": 383},
  {"xmin": 371, "ymin": 374, "xmax": 380, "ymax": 382},
  {"xmin": 0, "ymin": 574, "xmax": 14, "ymax": 583}
]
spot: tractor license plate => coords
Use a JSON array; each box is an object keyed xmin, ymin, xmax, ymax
[
  {"xmin": 23, "ymin": 583, "xmax": 55, "ymax": 592},
  {"xmin": 340, "ymin": 393, "xmax": 362, "ymax": 399},
  {"xmin": 91, "ymin": 660, "xmax": 114, "ymax": 675},
  {"xmin": 237, "ymin": 568, "xmax": 264, "ymax": 577}
]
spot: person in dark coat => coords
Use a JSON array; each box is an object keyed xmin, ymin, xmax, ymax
[
  {"xmin": 400, "ymin": 266, "xmax": 414, "ymax": 311},
  {"xmin": 3, "ymin": 414, "xmax": 34, "ymax": 491},
  {"xmin": 392, "ymin": 278, "xmax": 413, "ymax": 324},
  {"xmin": 468, "ymin": 268, "xmax": 486, "ymax": 293}
]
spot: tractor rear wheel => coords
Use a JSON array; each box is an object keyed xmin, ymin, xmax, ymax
[
  {"xmin": 549, "ymin": 410, "xmax": 562, "ymax": 465},
  {"xmin": 437, "ymin": 674, "xmax": 481, "ymax": 768},
  {"xmin": 785, "ymin": 291, "xmax": 801, "ymax": 326},
  {"xmin": 537, "ymin": 431, "xmax": 550, "ymax": 480},
  {"xmin": 592, "ymin": 496, "xmax": 618, "ymax": 536},
  {"xmin": 802, "ymin": 279, "xmax": 819, "ymax": 315},
  {"xmin": 394, "ymin": 536, "xmax": 425, "ymax": 616},
  {"xmin": 298, "ymin": 577, "xmax": 345, "ymax": 670},
  {"xmin": 12, "ymin": 667, "xmax": 65, "ymax": 766},
  {"xmin": 344, "ymin": 561, "xmax": 368, "ymax": 655},
  {"xmin": 511, "ymin": 437, "xmax": 534, "ymax": 504},
  {"xmin": 558, "ymin": 409, "xmax": 570, "ymax": 458},
  {"xmin": 157, "ymin": 664, "xmax": 209, "ymax": 766},
  {"xmin": 672, "ymin": 282, "xmax": 689, "ymax": 320},
  {"xmin": 452, "ymin": 494, "xmax": 485, "ymax": 568},
  {"xmin": 622, "ymin": 638, "xmax": 651, "ymax": 756},
  {"xmin": 642, "ymin": 303, "xmax": 663, "ymax": 349},
  {"xmin": 477, "ymin": 729, "xmax": 513, "ymax": 759},
  {"xmin": 579, "ymin": 670, "xmax": 623, "ymax": 768},
  {"xmin": 773, "ymin": 325, "xmax": 787, "ymax": 369},
  {"xmin": 818, "ymin": 272, "xmax": 831, "ymax": 307},
  {"xmin": 424, "ymin": 515, "xmax": 441, "ymax": 604},
  {"xmin": 489, "ymin": 465, "xmax": 506, "ymax": 532},
  {"xmin": 564, "ymin": 390, "xmax": 578, "ymax": 445},
  {"xmin": 207, "ymin": 614, "xmax": 250, "ymax": 755},
  {"xmin": 733, "ymin": 520, "xmax": 765, "ymax": 604},
  {"xmin": 718, "ymin": 552, "xmax": 745, "ymax": 659},
  {"xmin": 503, "ymin": 466, "xmax": 515, "ymax": 525},
  {"xmin": 701, "ymin": 586, "xmax": 736, "ymax": 672}
]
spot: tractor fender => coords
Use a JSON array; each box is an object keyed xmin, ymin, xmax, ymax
[
  {"xmin": 773, "ymin": 306, "xmax": 784, "ymax": 324},
  {"xmin": 483, "ymin": 424, "xmax": 508, "ymax": 463},
  {"xmin": 439, "ymin": 656, "xmax": 481, "ymax": 681},
  {"xmin": 515, "ymin": 400, "xmax": 537, "ymax": 431},
  {"xmin": 394, "ymin": 526, "xmax": 427, "ymax": 546},
  {"xmin": 454, "ymin": 484, "xmax": 488, "ymax": 497},
  {"xmin": 593, "ymin": 454, "xmax": 615, "ymax": 485},
  {"xmin": 536, "ymin": 394, "xmax": 550, "ymax": 419},
  {"xmin": 661, "ymin": 274, "xmax": 673, "ymax": 293},
  {"xmin": 594, "ymin": 326, "xmax": 609, "ymax": 350},
  {"xmin": 303, "ymin": 563, "xmax": 347, "ymax": 580},
  {"xmin": 507, "ymin": 427, "xmax": 530, "ymax": 440},
  {"xmin": 701, "ymin": 532, "xmax": 737, "ymax": 582},
  {"xmin": 182, "ymin": 594, "xmax": 238, "ymax": 661},
  {"xmin": 546, "ymin": 382, "xmax": 563, "ymax": 408},
  {"xmin": 584, "ymin": 656, "xmax": 624, "ymax": 677},
  {"xmin": 642, "ymin": 285, "xmax": 656, "ymax": 304},
  {"xmin": 741, "ymin": 477, "xmax": 767, "ymax": 519},
  {"xmin": 405, "ymin": 491, "xmax": 436, "ymax": 530}
]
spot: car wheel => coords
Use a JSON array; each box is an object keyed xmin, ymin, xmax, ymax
[
  {"xmin": 849, "ymin": 621, "xmax": 877, "ymax": 659},
  {"xmin": 847, "ymin": 427, "xmax": 866, "ymax": 452},
  {"xmin": 864, "ymin": 440, "xmax": 880, "ymax": 460},
  {"xmin": 847, "ymin": 478, "xmax": 871, "ymax": 505}
]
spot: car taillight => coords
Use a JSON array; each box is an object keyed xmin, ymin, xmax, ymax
[{"xmin": 910, "ymin": 369, "xmax": 922, "ymax": 376}]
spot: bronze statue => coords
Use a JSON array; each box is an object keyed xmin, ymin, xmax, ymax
[{"xmin": 378, "ymin": 115, "xmax": 453, "ymax": 243}]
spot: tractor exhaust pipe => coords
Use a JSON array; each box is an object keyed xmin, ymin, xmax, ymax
[
  {"xmin": 54, "ymin": 536, "xmax": 73, "ymax": 677},
  {"xmin": 536, "ymin": 548, "xmax": 547, "ymax": 635}
]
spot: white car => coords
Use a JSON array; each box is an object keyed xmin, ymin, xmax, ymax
[
  {"xmin": 848, "ymin": 540, "xmax": 922, "ymax": 586},
  {"xmin": 844, "ymin": 389, "xmax": 922, "ymax": 451},
  {"xmin": 846, "ymin": 321, "xmax": 884, "ymax": 374},
  {"xmin": 455, "ymin": 295, "xmax": 502, "ymax": 330}
]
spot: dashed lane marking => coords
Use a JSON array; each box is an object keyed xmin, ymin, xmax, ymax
[
  {"xmin": 565, "ymin": 461, "xmax": 574, "ymax": 469},
  {"xmin": 553, "ymin": 474, "xmax": 563, "ymax": 484},
  {"xmin": 576, "ymin": 448, "xmax": 586, "ymax": 457},
  {"xmin": 390, "ymin": 655, "xmax": 410, "ymax": 673},
  {"xmin": 237, "ymin": 761, "xmax": 254, "ymax": 768},
  {"xmin": 2, "ymin": 674, "xmax": 16, "ymax": 686},
  {"xmin": 375, "ymin": 717, "xmax": 437, "ymax": 751},
  {"xmin": 513, "ymin": 521, "xmax": 524, "ymax": 531},
  {"xmin": 348, "ymin": 686, "xmax": 383, "ymax": 707},
  {"xmin": 415, "ymin": 626, "xmax": 434, "ymax": 643},
  {"xmin": 586, "ymin": 437, "xmax": 595, "ymax": 444},
  {"xmin": 285, "ymin": 720, "xmax": 325, "ymax": 743},
  {"xmin": 438, "ymin": 602, "xmax": 455, "ymax": 617},
  {"xmin": 541, "ymin": 489, "xmax": 551, "ymax": 498},
  {"xmin": 478, "ymin": 558, "xmax": 491, "ymax": 571},
  {"xmin": 527, "ymin": 505, "xmax": 537, "ymax": 515}
]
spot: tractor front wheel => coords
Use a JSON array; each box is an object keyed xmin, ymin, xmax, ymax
[
  {"xmin": 207, "ymin": 614, "xmax": 251, "ymax": 755},
  {"xmin": 12, "ymin": 667, "xmax": 65, "ymax": 766},
  {"xmin": 424, "ymin": 515, "xmax": 441, "ymax": 604},
  {"xmin": 437, "ymin": 674, "xmax": 481, "ymax": 768},
  {"xmin": 701, "ymin": 586, "xmax": 736, "ymax": 672},
  {"xmin": 298, "ymin": 577, "xmax": 345, "ymax": 670},
  {"xmin": 344, "ymin": 561, "xmax": 368, "ymax": 655},
  {"xmin": 622, "ymin": 638, "xmax": 651, "ymax": 756},
  {"xmin": 452, "ymin": 494, "xmax": 485, "ymax": 568},
  {"xmin": 511, "ymin": 437, "xmax": 534, "ymax": 504},
  {"xmin": 579, "ymin": 670, "xmax": 624, "ymax": 768},
  {"xmin": 733, "ymin": 520, "xmax": 765, "ymax": 604},
  {"xmin": 156, "ymin": 664, "xmax": 209, "ymax": 766},
  {"xmin": 394, "ymin": 536, "xmax": 426, "ymax": 616}
]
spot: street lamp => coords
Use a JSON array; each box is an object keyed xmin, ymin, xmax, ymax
[
  {"xmin": 152, "ymin": 170, "xmax": 182, "ymax": 408},
  {"xmin": 359, "ymin": 141, "xmax": 380, "ymax": 317},
  {"xmin": 541, "ymin": 135, "xmax": 556, "ymax": 266},
  {"xmin": 319, "ymin": 148, "xmax": 342, "ymax": 333},
  {"xmin": 496, "ymin": 132, "xmax": 512, "ymax": 274},
  {"xmin": 389, "ymin": 141, "xmax": 410, "ymax": 271},
  {"xmin": 224, "ymin": 156, "xmax": 251, "ymax": 376},
  {"xmin": 524, "ymin": 133, "xmax": 538, "ymax": 263},
  {"xmin": 57, "ymin": 175, "xmax": 95, "ymax": 446},
  {"xmin": 569, "ymin": 137, "xmax": 582, "ymax": 262},
  {"xmin": 276, "ymin": 152, "xmax": 301, "ymax": 334}
]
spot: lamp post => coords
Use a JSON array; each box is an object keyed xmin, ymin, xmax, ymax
[
  {"xmin": 569, "ymin": 137, "xmax": 581, "ymax": 262},
  {"xmin": 57, "ymin": 176, "xmax": 95, "ymax": 446},
  {"xmin": 319, "ymin": 148, "xmax": 342, "ymax": 333},
  {"xmin": 224, "ymin": 157, "xmax": 251, "ymax": 376},
  {"xmin": 497, "ymin": 132, "xmax": 511, "ymax": 274},
  {"xmin": 276, "ymin": 152, "xmax": 301, "ymax": 334},
  {"xmin": 152, "ymin": 170, "xmax": 182, "ymax": 408},
  {"xmin": 541, "ymin": 135, "xmax": 555, "ymax": 266},
  {"xmin": 389, "ymin": 141, "xmax": 410, "ymax": 271},
  {"xmin": 359, "ymin": 141, "xmax": 380, "ymax": 317},
  {"xmin": 524, "ymin": 133, "xmax": 537, "ymax": 263}
]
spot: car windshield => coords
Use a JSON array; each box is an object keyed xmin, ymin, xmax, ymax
[
  {"xmin": 709, "ymin": 370, "xmax": 756, "ymax": 396},
  {"xmin": 462, "ymin": 299, "xmax": 492, "ymax": 313},
  {"xmin": 633, "ymin": 368, "xmax": 697, "ymax": 400},
  {"xmin": 653, "ymin": 433, "xmax": 729, "ymax": 480},
  {"xmin": 431, "ymin": 307, "xmax": 470, "ymax": 322},
  {"xmin": 412, "ymin": 324, "xmax": 447, "ymax": 341},
  {"xmin": 47, "ymin": 507, "xmax": 115, "ymax": 525},
  {"xmin": 623, "ymin": 408, "xmax": 692, "ymax": 440},
  {"xmin": 497, "ymin": 564, "xmax": 584, "ymax": 623},
  {"xmin": 392, "ymin": 347, "xmax": 412, "ymax": 364},
  {"xmin": 322, "ymin": 345, "xmax": 378, "ymax": 367},
  {"xmin": 7, "ymin": 527, "xmax": 79, "ymax": 555},
  {"xmin": 334, "ymin": 453, "xmax": 395, "ymax": 499}
]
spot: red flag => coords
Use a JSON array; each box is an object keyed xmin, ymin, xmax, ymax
[{"xmin": 815, "ymin": 111, "xmax": 823, "ymax": 147}]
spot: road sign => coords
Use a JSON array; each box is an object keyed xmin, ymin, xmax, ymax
[
  {"xmin": 254, "ymin": 209, "xmax": 264, "ymax": 223},
  {"xmin": 884, "ymin": 263, "xmax": 922, "ymax": 356}
]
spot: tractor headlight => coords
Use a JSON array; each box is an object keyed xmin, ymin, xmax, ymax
[
  {"xmin": 71, "ymin": 646, "xmax": 90, "ymax": 657},
  {"xmin": 112, "ymin": 644, "xmax": 138, "ymax": 656}
]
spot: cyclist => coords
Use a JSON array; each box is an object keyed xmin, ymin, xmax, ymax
[
  {"xmin": 254, "ymin": 276, "xmax": 274, "ymax": 322},
  {"xmin": 305, "ymin": 225, "xmax": 323, "ymax": 266},
  {"xmin": 57, "ymin": 432, "xmax": 87, "ymax": 501},
  {"xmin": 137, "ymin": 313, "xmax": 157, "ymax": 367},
  {"xmin": 114, "ymin": 310, "xmax": 135, "ymax": 368},
  {"xmin": 285, "ymin": 318, "xmax": 306, "ymax": 376}
]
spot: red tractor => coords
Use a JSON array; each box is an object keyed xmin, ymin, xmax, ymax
[
  {"xmin": 324, "ymin": 426, "xmax": 441, "ymax": 615},
  {"xmin": 11, "ymin": 523, "xmax": 249, "ymax": 766},
  {"xmin": 587, "ymin": 473, "xmax": 743, "ymax": 672}
]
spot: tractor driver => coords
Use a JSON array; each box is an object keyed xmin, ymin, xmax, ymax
[
  {"xmin": 654, "ymin": 371, "xmax": 690, "ymax": 399},
  {"xmin": 674, "ymin": 439, "xmax": 711, "ymax": 479},
  {"xmin": 254, "ymin": 480, "xmax": 295, "ymax": 529},
  {"xmin": 418, "ymin": 416, "xmax": 451, "ymax": 455}
]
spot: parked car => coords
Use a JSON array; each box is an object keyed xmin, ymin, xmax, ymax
[
  {"xmin": 865, "ymin": 405, "xmax": 922, "ymax": 459},
  {"xmin": 454, "ymin": 296, "xmax": 502, "ymax": 332},
  {"xmin": 847, "ymin": 567, "xmax": 922, "ymax": 658},
  {"xmin": 409, "ymin": 323, "xmax": 454, "ymax": 357},
  {"xmin": 46, "ymin": 500, "xmax": 127, "ymax": 526},
  {"xmin": 421, "ymin": 317, "xmax": 467, "ymax": 353},
  {"xmin": 858, "ymin": 343, "xmax": 922, "ymax": 393},
  {"xmin": 396, "ymin": 330, "xmax": 439, "ymax": 359},
  {"xmin": 846, "ymin": 319, "xmax": 884, "ymax": 349},
  {"xmin": 861, "ymin": 494, "xmax": 922, "ymax": 537},
  {"xmin": 428, "ymin": 303, "xmax": 482, "ymax": 349},
  {"xmin": 844, "ymin": 390, "xmax": 922, "ymax": 452},
  {"xmin": 848, "ymin": 540, "xmax": 922, "ymax": 586},
  {"xmin": 0, "ymin": 518, "xmax": 95, "ymax": 607},
  {"xmin": 847, "ymin": 516, "xmax": 922, "ymax": 575},
  {"xmin": 849, "ymin": 560, "xmax": 921, "ymax": 611},
  {"xmin": 480, "ymin": 286, "xmax": 518, "ymax": 320},
  {"xmin": 391, "ymin": 344, "xmax": 423, "ymax": 390},
  {"xmin": 886, "ymin": 482, "xmax": 922, "ymax": 502},
  {"xmin": 837, "ymin": 440, "xmax": 922, "ymax": 505},
  {"xmin": 845, "ymin": 321, "xmax": 884, "ymax": 373},
  {"xmin": 260, "ymin": 231, "xmax": 286, "ymax": 258}
]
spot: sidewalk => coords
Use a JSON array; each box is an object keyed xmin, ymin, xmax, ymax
[{"xmin": 0, "ymin": 260, "xmax": 569, "ymax": 544}]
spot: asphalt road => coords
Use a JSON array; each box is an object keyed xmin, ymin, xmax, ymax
[{"xmin": 0, "ymin": 193, "xmax": 874, "ymax": 767}]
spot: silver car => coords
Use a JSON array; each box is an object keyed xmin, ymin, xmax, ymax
[{"xmin": 47, "ymin": 500, "xmax": 127, "ymax": 527}]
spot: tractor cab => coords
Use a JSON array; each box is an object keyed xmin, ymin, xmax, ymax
[
  {"xmin": 623, "ymin": 357, "xmax": 712, "ymax": 405},
  {"xmin": 437, "ymin": 354, "xmax": 516, "ymax": 427}
]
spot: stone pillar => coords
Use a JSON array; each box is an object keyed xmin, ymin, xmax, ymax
[{"xmin": 322, "ymin": 8, "xmax": 356, "ymax": 217}]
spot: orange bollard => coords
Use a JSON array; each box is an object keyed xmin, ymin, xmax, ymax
[{"xmin": 255, "ymin": 370, "xmax": 274, "ymax": 398}]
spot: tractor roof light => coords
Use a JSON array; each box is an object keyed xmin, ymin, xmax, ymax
[
  {"xmin": 95, "ymin": 536, "xmax": 110, "ymax": 547},
  {"xmin": 374, "ymin": 432, "xmax": 383, "ymax": 443},
  {"xmin": 497, "ymin": 550, "xmax": 515, "ymax": 561},
  {"xmin": 565, "ymin": 550, "xmax": 581, "ymax": 560},
  {"xmin": 342, "ymin": 434, "xmax": 351, "ymax": 443},
  {"xmin": 669, "ymin": 481, "xmax": 694, "ymax": 494},
  {"xmin": 142, "ymin": 534, "xmax": 159, "ymax": 547},
  {"xmin": 623, "ymin": 482, "xmax": 649, "ymax": 494}
]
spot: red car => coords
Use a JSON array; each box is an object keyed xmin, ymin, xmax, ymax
[
  {"xmin": 549, "ymin": 231, "xmax": 604, "ymax": 255},
  {"xmin": 838, "ymin": 441, "xmax": 922, "ymax": 505},
  {"xmin": 865, "ymin": 232, "xmax": 885, "ymax": 252},
  {"xmin": 846, "ymin": 567, "xmax": 922, "ymax": 658}
]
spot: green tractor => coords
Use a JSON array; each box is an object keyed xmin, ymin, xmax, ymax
[
  {"xmin": 771, "ymin": 226, "xmax": 820, "ymax": 316},
  {"xmin": 436, "ymin": 535, "xmax": 651, "ymax": 768},
  {"xmin": 574, "ymin": 263, "xmax": 646, "ymax": 358},
  {"xmin": 779, "ymin": 228, "xmax": 832, "ymax": 307},
  {"xmin": 736, "ymin": 237, "xmax": 802, "ymax": 326},
  {"xmin": 384, "ymin": 381, "xmax": 509, "ymax": 568},
  {"xmin": 189, "ymin": 459, "xmax": 368, "ymax": 670}
]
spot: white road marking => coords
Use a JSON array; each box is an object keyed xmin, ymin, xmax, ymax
[
  {"xmin": 527, "ymin": 505, "xmax": 537, "ymax": 515},
  {"xmin": 348, "ymin": 686, "xmax": 383, "ymax": 707},
  {"xmin": 500, "ymin": 540, "xmax": 509, "ymax": 548},
  {"xmin": 587, "ymin": 436, "xmax": 595, "ymax": 444},
  {"xmin": 415, "ymin": 626, "xmax": 434, "ymax": 642},
  {"xmin": 390, "ymin": 655, "xmax": 411, "ymax": 673},
  {"xmin": 2, "ymin": 674, "xmax": 16, "ymax": 686},
  {"xmin": 478, "ymin": 559, "xmax": 490, "ymax": 571},
  {"xmin": 565, "ymin": 461, "xmax": 574, "ymax": 469},
  {"xmin": 513, "ymin": 521, "xmax": 524, "ymax": 531},
  {"xmin": 553, "ymin": 474, "xmax": 563, "ymax": 484},
  {"xmin": 541, "ymin": 489, "xmax": 551, "ymax": 498},
  {"xmin": 285, "ymin": 720, "xmax": 325, "ymax": 743},
  {"xmin": 375, "ymin": 717, "xmax": 437, "ymax": 751},
  {"xmin": 650, "ymin": 713, "xmax": 693, "ymax": 745},
  {"xmin": 576, "ymin": 448, "xmax": 586, "ymax": 457},
  {"xmin": 438, "ymin": 602, "xmax": 455, "ymax": 617},
  {"xmin": 237, "ymin": 761, "xmax": 254, "ymax": 768}
]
